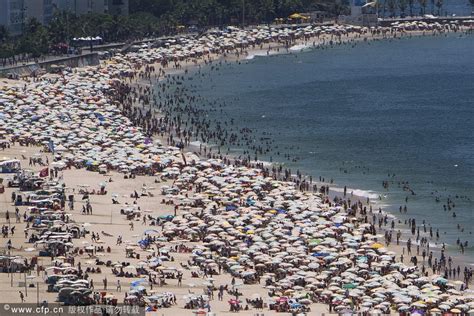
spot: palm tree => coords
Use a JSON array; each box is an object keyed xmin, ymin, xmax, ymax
[
  {"xmin": 331, "ymin": 2, "xmax": 345, "ymax": 18},
  {"xmin": 380, "ymin": 0, "xmax": 387, "ymax": 17},
  {"xmin": 0, "ymin": 25, "xmax": 9, "ymax": 43},
  {"xmin": 388, "ymin": 0, "xmax": 397, "ymax": 17},
  {"xmin": 0, "ymin": 26, "xmax": 12, "ymax": 61},
  {"xmin": 375, "ymin": 0, "xmax": 384, "ymax": 17},
  {"xmin": 399, "ymin": 0, "xmax": 408, "ymax": 16},
  {"xmin": 48, "ymin": 11, "xmax": 69, "ymax": 44},
  {"xmin": 418, "ymin": 0, "xmax": 427, "ymax": 14},
  {"xmin": 408, "ymin": 0, "xmax": 415, "ymax": 15},
  {"xmin": 435, "ymin": 0, "xmax": 443, "ymax": 15}
]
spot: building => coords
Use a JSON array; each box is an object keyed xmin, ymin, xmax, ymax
[
  {"xmin": 25, "ymin": 0, "xmax": 54, "ymax": 25},
  {"xmin": 51, "ymin": 0, "xmax": 129, "ymax": 16},
  {"xmin": 350, "ymin": 0, "xmax": 365, "ymax": 20},
  {"xmin": 0, "ymin": 0, "xmax": 129, "ymax": 35},
  {"xmin": 300, "ymin": 11, "xmax": 330, "ymax": 23},
  {"xmin": 339, "ymin": 0, "xmax": 378, "ymax": 26},
  {"xmin": 0, "ymin": 0, "xmax": 56, "ymax": 35},
  {"xmin": 0, "ymin": 0, "xmax": 26, "ymax": 36},
  {"xmin": 51, "ymin": 0, "xmax": 101, "ymax": 15}
]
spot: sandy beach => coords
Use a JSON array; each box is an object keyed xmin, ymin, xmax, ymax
[
  {"xmin": 0, "ymin": 144, "xmax": 290, "ymax": 315},
  {"xmin": 1, "ymin": 21, "xmax": 473, "ymax": 316}
]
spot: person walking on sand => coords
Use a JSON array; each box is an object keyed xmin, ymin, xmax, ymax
[
  {"xmin": 103, "ymin": 277, "xmax": 107, "ymax": 290},
  {"xmin": 129, "ymin": 221, "xmax": 134, "ymax": 231},
  {"xmin": 19, "ymin": 291, "xmax": 24, "ymax": 302},
  {"xmin": 117, "ymin": 280, "xmax": 121, "ymax": 292}
]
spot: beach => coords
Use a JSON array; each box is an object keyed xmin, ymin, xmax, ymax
[{"xmin": 0, "ymin": 21, "xmax": 473, "ymax": 315}]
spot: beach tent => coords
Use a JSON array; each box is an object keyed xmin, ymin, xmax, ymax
[{"xmin": 0, "ymin": 159, "xmax": 21, "ymax": 173}]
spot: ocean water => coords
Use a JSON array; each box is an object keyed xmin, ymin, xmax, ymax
[{"xmin": 174, "ymin": 34, "xmax": 474, "ymax": 262}]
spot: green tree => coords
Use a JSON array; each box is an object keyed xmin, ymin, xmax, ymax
[
  {"xmin": 418, "ymin": 0, "xmax": 427, "ymax": 14},
  {"xmin": 470, "ymin": 0, "xmax": 474, "ymax": 16},
  {"xmin": 48, "ymin": 11, "xmax": 70, "ymax": 44},
  {"xmin": 0, "ymin": 25, "xmax": 9, "ymax": 43},
  {"xmin": 408, "ymin": 0, "xmax": 415, "ymax": 15},
  {"xmin": 0, "ymin": 25, "xmax": 13, "ymax": 60},
  {"xmin": 435, "ymin": 0, "xmax": 443, "ymax": 15},
  {"xmin": 381, "ymin": 0, "xmax": 387, "ymax": 18},
  {"xmin": 331, "ymin": 1, "xmax": 346, "ymax": 20},
  {"xmin": 388, "ymin": 0, "xmax": 397, "ymax": 17},
  {"xmin": 17, "ymin": 18, "xmax": 50, "ymax": 57},
  {"xmin": 0, "ymin": 0, "xmax": 352, "ymax": 58},
  {"xmin": 399, "ymin": 0, "xmax": 408, "ymax": 16},
  {"xmin": 0, "ymin": 43, "xmax": 14, "ymax": 59}
]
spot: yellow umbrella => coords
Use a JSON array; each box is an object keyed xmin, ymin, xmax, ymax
[
  {"xmin": 289, "ymin": 13, "xmax": 308, "ymax": 19},
  {"xmin": 289, "ymin": 13, "xmax": 303, "ymax": 19},
  {"xmin": 370, "ymin": 243, "xmax": 384, "ymax": 249}
]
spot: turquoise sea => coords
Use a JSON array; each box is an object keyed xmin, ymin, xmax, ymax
[{"xmin": 172, "ymin": 33, "xmax": 474, "ymax": 262}]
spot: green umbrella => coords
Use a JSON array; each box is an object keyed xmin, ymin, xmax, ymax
[{"xmin": 308, "ymin": 239, "xmax": 322, "ymax": 246}]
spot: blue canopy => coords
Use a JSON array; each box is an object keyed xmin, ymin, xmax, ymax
[
  {"xmin": 226, "ymin": 205, "xmax": 238, "ymax": 211},
  {"xmin": 138, "ymin": 239, "xmax": 150, "ymax": 247},
  {"xmin": 94, "ymin": 112, "xmax": 105, "ymax": 121},
  {"xmin": 131, "ymin": 285, "xmax": 146, "ymax": 291},
  {"xmin": 130, "ymin": 279, "xmax": 147, "ymax": 287},
  {"xmin": 246, "ymin": 198, "xmax": 255, "ymax": 206},
  {"xmin": 159, "ymin": 215, "xmax": 174, "ymax": 221}
]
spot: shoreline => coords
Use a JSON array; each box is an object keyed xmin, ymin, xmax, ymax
[
  {"xmin": 0, "ymin": 21, "xmax": 472, "ymax": 312},
  {"xmin": 96, "ymin": 20, "xmax": 474, "ymax": 303},
  {"xmin": 133, "ymin": 28, "xmax": 473, "ymax": 270}
]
